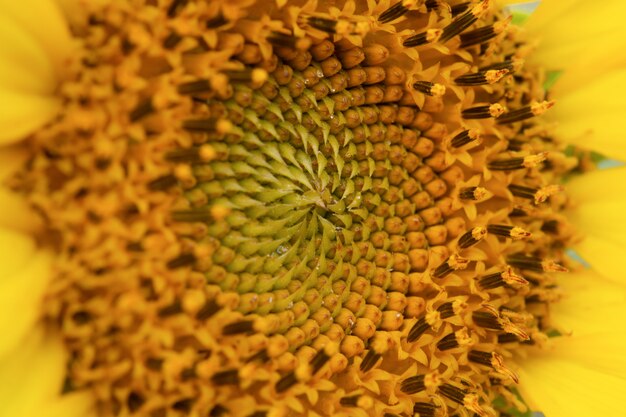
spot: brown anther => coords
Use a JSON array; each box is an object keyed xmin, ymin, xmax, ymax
[
  {"xmin": 458, "ymin": 226, "xmax": 487, "ymax": 248},
  {"xmin": 487, "ymin": 224, "xmax": 531, "ymax": 240},
  {"xmin": 433, "ymin": 253, "xmax": 469, "ymax": 279},
  {"xmin": 462, "ymin": 103, "xmax": 506, "ymax": 119},
  {"xmin": 413, "ymin": 81, "xmax": 446, "ymax": 97},
  {"xmin": 450, "ymin": 129, "xmax": 481, "ymax": 148}
]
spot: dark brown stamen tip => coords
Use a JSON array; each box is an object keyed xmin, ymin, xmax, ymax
[
  {"xmin": 436, "ymin": 332, "xmax": 461, "ymax": 351},
  {"xmin": 440, "ymin": 9, "xmax": 478, "ymax": 42},
  {"xmin": 413, "ymin": 81, "xmax": 446, "ymax": 96},
  {"xmin": 433, "ymin": 254, "xmax": 469, "ymax": 279},
  {"xmin": 400, "ymin": 375, "xmax": 426, "ymax": 394},
  {"xmin": 458, "ymin": 226, "xmax": 487, "ymax": 248},
  {"xmin": 472, "ymin": 311, "xmax": 503, "ymax": 330},
  {"xmin": 196, "ymin": 300, "xmax": 220, "ymax": 320},
  {"xmin": 450, "ymin": 129, "xmax": 480, "ymax": 147},
  {"xmin": 379, "ymin": 1, "xmax": 409, "ymax": 24},
  {"xmin": 304, "ymin": 16, "xmax": 338, "ymax": 34},
  {"xmin": 166, "ymin": 253, "xmax": 196, "ymax": 269},
  {"xmin": 171, "ymin": 210, "xmax": 213, "ymax": 223},
  {"xmin": 222, "ymin": 320, "xmax": 255, "ymax": 335},
  {"xmin": 439, "ymin": 383, "xmax": 467, "ymax": 404},
  {"xmin": 210, "ymin": 405, "xmax": 229, "ymax": 417},
  {"xmin": 158, "ymin": 300, "xmax": 183, "ymax": 317},
  {"xmin": 462, "ymin": 103, "xmax": 505, "ymax": 119},
  {"xmin": 468, "ymin": 350, "xmax": 493, "ymax": 366},
  {"xmin": 275, "ymin": 371, "xmax": 297, "ymax": 393},
  {"xmin": 455, "ymin": 69, "xmax": 507, "ymax": 86},
  {"xmin": 163, "ymin": 32, "xmax": 182, "ymax": 49},
  {"xmin": 487, "ymin": 224, "xmax": 531, "ymax": 239},
  {"xmin": 211, "ymin": 369, "xmax": 240, "ymax": 385},
  {"xmin": 148, "ymin": 174, "xmax": 178, "ymax": 191},
  {"xmin": 508, "ymin": 184, "xmax": 538, "ymax": 200},
  {"xmin": 310, "ymin": 349, "xmax": 331, "ymax": 374},
  {"xmin": 460, "ymin": 26, "xmax": 496, "ymax": 48},
  {"xmin": 129, "ymin": 99, "xmax": 154, "ymax": 122},
  {"xmin": 359, "ymin": 350, "xmax": 381, "ymax": 372},
  {"xmin": 488, "ymin": 153, "xmax": 546, "ymax": 171},
  {"xmin": 178, "ymin": 79, "xmax": 212, "ymax": 95},
  {"xmin": 167, "ymin": 0, "xmax": 188, "ymax": 17},
  {"xmin": 266, "ymin": 31, "xmax": 309, "ymax": 50},
  {"xmin": 413, "ymin": 402, "xmax": 437, "ymax": 417},
  {"xmin": 451, "ymin": 2, "xmax": 471, "ymax": 16},
  {"xmin": 206, "ymin": 13, "xmax": 228, "ymax": 29},
  {"xmin": 407, "ymin": 316, "xmax": 431, "ymax": 343}
]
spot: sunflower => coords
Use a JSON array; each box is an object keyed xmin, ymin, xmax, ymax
[{"xmin": 1, "ymin": 1, "xmax": 625, "ymax": 417}]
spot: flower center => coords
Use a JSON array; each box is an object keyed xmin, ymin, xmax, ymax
[{"xmin": 12, "ymin": 1, "xmax": 582, "ymax": 417}]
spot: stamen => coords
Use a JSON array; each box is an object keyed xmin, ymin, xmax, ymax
[
  {"xmin": 459, "ymin": 186, "xmax": 488, "ymax": 201},
  {"xmin": 437, "ymin": 329, "xmax": 471, "ymax": 351},
  {"xmin": 223, "ymin": 68, "xmax": 268, "ymax": 84},
  {"xmin": 450, "ymin": 129, "xmax": 481, "ymax": 147},
  {"xmin": 437, "ymin": 300, "xmax": 465, "ymax": 319},
  {"xmin": 440, "ymin": 1, "xmax": 489, "ymax": 42},
  {"xmin": 182, "ymin": 118, "xmax": 232, "ymax": 133},
  {"xmin": 196, "ymin": 300, "xmax": 220, "ymax": 320},
  {"xmin": 275, "ymin": 371, "xmax": 297, "ymax": 393},
  {"xmin": 480, "ymin": 58, "xmax": 523, "ymax": 72},
  {"xmin": 129, "ymin": 99, "xmax": 154, "ymax": 122},
  {"xmin": 479, "ymin": 268, "xmax": 528, "ymax": 289},
  {"xmin": 403, "ymin": 29, "xmax": 442, "ymax": 47},
  {"xmin": 163, "ymin": 32, "xmax": 182, "ymax": 49},
  {"xmin": 433, "ymin": 254, "xmax": 469, "ymax": 278},
  {"xmin": 178, "ymin": 79, "xmax": 212, "ymax": 95},
  {"xmin": 379, "ymin": 0, "xmax": 418, "ymax": 23},
  {"xmin": 507, "ymin": 254, "xmax": 568, "ymax": 272},
  {"xmin": 438, "ymin": 383, "xmax": 467, "ymax": 404},
  {"xmin": 211, "ymin": 369, "xmax": 240, "ymax": 385},
  {"xmin": 165, "ymin": 145, "xmax": 216, "ymax": 163},
  {"xmin": 450, "ymin": 2, "xmax": 471, "ymax": 16},
  {"xmin": 167, "ymin": 0, "xmax": 188, "ymax": 17},
  {"xmin": 455, "ymin": 69, "xmax": 508, "ymax": 86},
  {"xmin": 400, "ymin": 374, "xmax": 426, "ymax": 394},
  {"xmin": 496, "ymin": 100, "xmax": 555, "ymax": 124},
  {"xmin": 166, "ymin": 253, "xmax": 196, "ymax": 269},
  {"xmin": 359, "ymin": 349, "xmax": 381, "ymax": 372},
  {"xmin": 487, "ymin": 153, "xmax": 547, "ymax": 171},
  {"xmin": 266, "ymin": 32, "xmax": 311, "ymax": 50},
  {"xmin": 458, "ymin": 226, "xmax": 487, "ymax": 248},
  {"xmin": 413, "ymin": 402, "xmax": 437, "ymax": 417},
  {"xmin": 462, "ymin": 103, "xmax": 505, "ymax": 119},
  {"xmin": 407, "ymin": 316, "xmax": 431, "ymax": 343},
  {"xmin": 487, "ymin": 224, "xmax": 531, "ymax": 239},
  {"xmin": 339, "ymin": 395, "xmax": 373, "ymax": 408},
  {"xmin": 206, "ymin": 13, "xmax": 228, "ymax": 29},
  {"xmin": 413, "ymin": 81, "xmax": 446, "ymax": 96},
  {"xmin": 148, "ymin": 174, "xmax": 178, "ymax": 191},
  {"xmin": 460, "ymin": 16, "xmax": 510, "ymax": 48},
  {"xmin": 534, "ymin": 184, "xmax": 563, "ymax": 204},
  {"xmin": 222, "ymin": 320, "xmax": 255, "ymax": 335}
]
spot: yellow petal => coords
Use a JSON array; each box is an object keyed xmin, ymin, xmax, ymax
[
  {"xmin": 0, "ymin": 0, "xmax": 73, "ymax": 77},
  {"xmin": 519, "ymin": 354, "xmax": 626, "ymax": 417},
  {"xmin": 0, "ymin": 187, "xmax": 42, "ymax": 233},
  {"xmin": 552, "ymin": 270, "xmax": 626, "ymax": 334},
  {"xmin": 525, "ymin": 0, "xmax": 626, "ymax": 96},
  {"xmin": 0, "ymin": 251, "xmax": 52, "ymax": 358},
  {"xmin": 0, "ymin": 88, "xmax": 60, "ymax": 145},
  {"xmin": 548, "ymin": 70, "xmax": 626, "ymax": 159},
  {"xmin": 0, "ymin": 147, "xmax": 41, "ymax": 232},
  {"xmin": 0, "ymin": 326, "xmax": 96, "ymax": 417},
  {"xmin": 0, "ymin": 227, "xmax": 36, "ymax": 277},
  {"xmin": 0, "ymin": 12, "xmax": 57, "ymax": 94},
  {"xmin": 565, "ymin": 167, "xmax": 626, "ymax": 203},
  {"xmin": 572, "ymin": 234, "xmax": 626, "ymax": 284}
]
